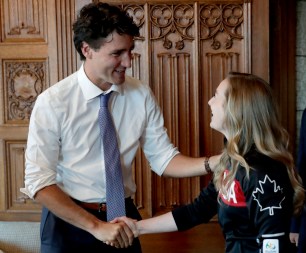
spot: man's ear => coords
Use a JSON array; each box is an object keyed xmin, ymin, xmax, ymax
[{"xmin": 81, "ymin": 42, "xmax": 92, "ymax": 59}]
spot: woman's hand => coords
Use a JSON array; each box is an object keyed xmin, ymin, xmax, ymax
[
  {"xmin": 112, "ymin": 216, "xmax": 139, "ymax": 237},
  {"xmin": 90, "ymin": 219, "xmax": 135, "ymax": 248}
]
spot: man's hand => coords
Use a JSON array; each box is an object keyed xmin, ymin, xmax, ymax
[
  {"xmin": 34, "ymin": 186, "xmax": 135, "ymax": 248},
  {"xmin": 113, "ymin": 216, "xmax": 139, "ymax": 237},
  {"xmin": 91, "ymin": 219, "xmax": 135, "ymax": 248}
]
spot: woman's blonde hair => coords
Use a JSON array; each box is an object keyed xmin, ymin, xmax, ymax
[{"xmin": 213, "ymin": 72, "xmax": 304, "ymax": 216}]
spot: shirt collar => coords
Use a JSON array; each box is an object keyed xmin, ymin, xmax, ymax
[{"xmin": 77, "ymin": 64, "xmax": 124, "ymax": 100}]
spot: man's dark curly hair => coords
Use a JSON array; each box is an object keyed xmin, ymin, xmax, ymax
[{"xmin": 73, "ymin": 2, "xmax": 140, "ymax": 60}]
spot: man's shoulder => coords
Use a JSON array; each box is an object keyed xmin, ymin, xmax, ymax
[
  {"xmin": 124, "ymin": 75, "xmax": 147, "ymax": 88},
  {"xmin": 34, "ymin": 72, "xmax": 79, "ymax": 110},
  {"xmin": 39, "ymin": 72, "xmax": 79, "ymax": 98},
  {"xmin": 123, "ymin": 75, "xmax": 152, "ymax": 96}
]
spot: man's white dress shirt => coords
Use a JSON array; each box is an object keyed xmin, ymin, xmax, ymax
[{"xmin": 21, "ymin": 65, "xmax": 179, "ymax": 203}]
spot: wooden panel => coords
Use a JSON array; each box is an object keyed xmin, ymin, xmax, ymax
[
  {"xmin": 0, "ymin": 0, "xmax": 55, "ymax": 221},
  {"xmin": 122, "ymin": 4, "xmax": 148, "ymax": 85},
  {"xmin": 6, "ymin": 142, "xmax": 40, "ymax": 210},
  {"xmin": 152, "ymin": 52, "xmax": 200, "ymax": 208},
  {"xmin": 132, "ymin": 149, "xmax": 152, "ymax": 218},
  {"xmin": 2, "ymin": 59, "xmax": 47, "ymax": 125},
  {"xmin": 251, "ymin": 0, "xmax": 269, "ymax": 79},
  {"xmin": 269, "ymin": 0, "xmax": 297, "ymax": 153},
  {"xmin": 55, "ymin": 0, "xmax": 78, "ymax": 80},
  {"xmin": 148, "ymin": 3, "xmax": 201, "ymax": 214},
  {"xmin": 0, "ymin": 140, "xmax": 41, "ymax": 221},
  {"xmin": 1, "ymin": 0, "xmax": 47, "ymax": 42}
]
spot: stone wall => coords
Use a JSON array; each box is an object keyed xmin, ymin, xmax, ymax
[{"xmin": 296, "ymin": 0, "xmax": 306, "ymax": 149}]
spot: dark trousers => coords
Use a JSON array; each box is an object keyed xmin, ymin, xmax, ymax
[
  {"xmin": 297, "ymin": 208, "xmax": 306, "ymax": 253},
  {"xmin": 40, "ymin": 198, "xmax": 142, "ymax": 253}
]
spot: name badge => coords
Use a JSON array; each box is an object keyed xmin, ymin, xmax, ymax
[{"xmin": 262, "ymin": 239, "xmax": 279, "ymax": 253}]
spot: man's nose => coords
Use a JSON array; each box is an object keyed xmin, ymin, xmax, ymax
[{"xmin": 122, "ymin": 53, "xmax": 132, "ymax": 68}]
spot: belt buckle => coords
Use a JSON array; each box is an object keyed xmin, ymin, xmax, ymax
[{"xmin": 98, "ymin": 203, "xmax": 106, "ymax": 212}]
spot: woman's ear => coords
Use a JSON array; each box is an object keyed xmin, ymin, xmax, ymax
[{"xmin": 81, "ymin": 42, "xmax": 92, "ymax": 59}]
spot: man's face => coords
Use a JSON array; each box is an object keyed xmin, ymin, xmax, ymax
[{"xmin": 82, "ymin": 31, "xmax": 135, "ymax": 90}]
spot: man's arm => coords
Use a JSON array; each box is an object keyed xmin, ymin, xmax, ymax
[
  {"xmin": 35, "ymin": 184, "xmax": 134, "ymax": 248},
  {"xmin": 163, "ymin": 154, "xmax": 221, "ymax": 177}
]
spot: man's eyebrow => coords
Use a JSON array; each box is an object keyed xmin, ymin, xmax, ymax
[{"xmin": 111, "ymin": 45, "xmax": 135, "ymax": 54}]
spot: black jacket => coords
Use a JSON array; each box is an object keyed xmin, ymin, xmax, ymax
[{"xmin": 172, "ymin": 149, "xmax": 293, "ymax": 253}]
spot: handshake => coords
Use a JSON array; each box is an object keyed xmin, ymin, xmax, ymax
[
  {"xmin": 91, "ymin": 216, "xmax": 141, "ymax": 249},
  {"xmin": 90, "ymin": 212, "xmax": 174, "ymax": 249}
]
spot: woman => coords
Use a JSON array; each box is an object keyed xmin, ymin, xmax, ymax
[{"xmin": 119, "ymin": 72, "xmax": 305, "ymax": 253}]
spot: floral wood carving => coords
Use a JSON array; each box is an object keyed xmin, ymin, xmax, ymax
[
  {"xmin": 150, "ymin": 4, "xmax": 194, "ymax": 50},
  {"xmin": 200, "ymin": 4, "xmax": 243, "ymax": 50},
  {"xmin": 5, "ymin": 61, "xmax": 46, "ymax": 123}
]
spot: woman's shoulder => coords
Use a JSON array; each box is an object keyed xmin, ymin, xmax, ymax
[
  {"xmin": 236, "ymin": 148, "xmax": 289, "ymax": 188},
  {"xmin": 238, "ymin": 149, "xmax": 293, "ymax": 197},
  {"xmin": 244, "ymin": 148, "xmax": 286, "ymax": 173}
]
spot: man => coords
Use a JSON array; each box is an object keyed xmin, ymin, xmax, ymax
[
  {"xmin": 21, "ymin": 2, "xmax": 218, "ymax": 252},
  {"xmin": 290, "ymin": 108, "xmax": 306, "ymax": 253}
]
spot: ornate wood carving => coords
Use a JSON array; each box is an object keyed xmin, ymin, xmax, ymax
[
  {"xmin": 4, "ymin": 60, "xmax": 47, "ymax": 124},
  {"xmin": 200, "ymin": 4, "xmax": 244, "ymax": 50},
  {"xmin": 150, "ymin": 4, "xmax": 194, "ymax": 50},
  {"xmin": 123, "ymin": 4, "xmax": 146, "ymax": 40},
  {"xmin": 6, "ymin": 141, "xmax": 40, "ymax": 211},
  {"xmin": 1, "ymin": 0, "xmax": 47, "ymax": 42},
  {"xmin": 55, "ymin": 0, "xmax": 78, "ymax": 80},
  {"xmin": 205, "ymin": 52, "xmax": 240, "ymax": 74},
  {"xmin": 152, "ymin": 52, "xmax": 200, "ymax": 210},
  {"xmin": 129, "ymin": 53, "xmax": 141, "ymax": 80}
]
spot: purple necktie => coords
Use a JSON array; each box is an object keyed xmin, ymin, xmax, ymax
[{"xmin": 99, "ymin": 92, "xmax": 126, "ymax": 221}]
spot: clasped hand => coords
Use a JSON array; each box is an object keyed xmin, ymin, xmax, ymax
[{"xmin": 96, "ymin": 216, "xmax": 139, "ymax": 248}]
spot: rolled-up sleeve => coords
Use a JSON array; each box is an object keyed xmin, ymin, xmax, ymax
[{"xmin": 20, "ymin": 93, "xmax": 60, "ymax": 198}]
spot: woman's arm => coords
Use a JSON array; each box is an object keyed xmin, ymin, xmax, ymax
[
  {"xmin": 118, "ymin": 181, "xmax": 219, "ymax": 238},
  {"xmin": 137, "ymin": 212, "xmax": 178, "ymax": 235},
  {"xmin": 117, "ymin": 212, "xmax": 177, "ymax": 238}
]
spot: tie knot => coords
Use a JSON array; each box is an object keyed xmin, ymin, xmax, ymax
[{"xmin": 100, "ymin": 92, "xmax": 112, "ymax": 107}]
